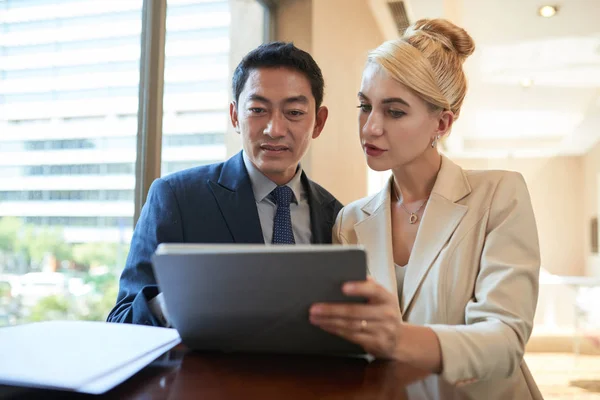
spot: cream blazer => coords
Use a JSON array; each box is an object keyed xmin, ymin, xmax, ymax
[{"xmin": 333, "ymin": 156, "xmax": 543, "ymax": 400}]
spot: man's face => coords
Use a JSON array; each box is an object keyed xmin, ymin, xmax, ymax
[{"xmin": 230, "ymin": 67, "xmax": 328, "ymax": 185}]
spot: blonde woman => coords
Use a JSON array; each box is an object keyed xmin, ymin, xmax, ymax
[{"xmin": 309, "ymin": 19, "xmax": 542, "ymax": 399}]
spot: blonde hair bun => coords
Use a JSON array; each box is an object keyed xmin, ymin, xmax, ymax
[
  {"xmin": 405, "ymin": 18, "xmax": 475, "ymax": 62},
  {"xmin": 367, "ymin": 18, "xmax": 474, "ymax": 118}
]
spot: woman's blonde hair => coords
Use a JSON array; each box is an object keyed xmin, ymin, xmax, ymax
[{"xmin": 368, "ymin": 18, "xmax": 475, "ymax": 119}]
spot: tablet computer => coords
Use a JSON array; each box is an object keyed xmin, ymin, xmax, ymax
[{"xmin": 152, "ymin": 244, "xmax": 368, "ymax": 356}]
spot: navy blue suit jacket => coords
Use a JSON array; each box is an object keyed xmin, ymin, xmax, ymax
[{"xmin": 107, "ymin": 151, "xmax": 343, "ymax": 326}]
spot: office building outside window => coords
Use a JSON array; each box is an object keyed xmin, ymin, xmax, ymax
[{"xmin": 0, "ymin": 0, "xmax": 268, "ymax": 326}]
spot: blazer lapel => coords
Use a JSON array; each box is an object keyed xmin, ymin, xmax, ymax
[
  {"xmin": 304, "ymin": 174, "xmax": 336, "ymax": 244},
  {"xmin": 353, "ymin": 184, "xmax": 399, "ymax": 304},
  {"xmin": 401, "ymin": 156, "xmax": 470, "ymax": 314},
  {"xmin": 207, "ymin": 152, "xmax": 264, "ymax": 244}
]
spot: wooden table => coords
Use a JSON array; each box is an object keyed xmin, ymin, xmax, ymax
[{"xmin": 2, "ymin": 348, "xmax": 433, "ymax": 399}]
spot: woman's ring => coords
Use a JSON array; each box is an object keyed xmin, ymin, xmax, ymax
[{"xmin": 360, "ymin": 319, "xmax": 368, "ymax": 331}]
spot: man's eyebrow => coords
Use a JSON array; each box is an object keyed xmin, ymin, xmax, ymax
[
  {"xmin": 247, "ymin": 94, "xmax": 271, "ymax": 104},
  {"xmin": 284, "ymin": 95, "xmax": 309, "ymax": 104}
]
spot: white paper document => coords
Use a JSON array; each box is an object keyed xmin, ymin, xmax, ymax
[{"xmin": 0, "ymin": 320, "xmax": 181, "ymax": 394}]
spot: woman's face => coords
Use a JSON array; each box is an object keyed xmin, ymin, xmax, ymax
[{"xmin": 358, "ymin": 63, "xmax": 448, "ymax": 171}]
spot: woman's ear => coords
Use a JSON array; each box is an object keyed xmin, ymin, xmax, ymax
[{"xmin": 435, "ymin": 110, "xmax": 454, "ymax": 138}]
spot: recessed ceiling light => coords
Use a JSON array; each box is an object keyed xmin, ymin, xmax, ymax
[
  {"xmin": 520, "ymin": 78, "xmax": 534, "ymax": 88},
  {"xmin": 538, "ymin": 5, "xmax": 558, "ymax": 18}
]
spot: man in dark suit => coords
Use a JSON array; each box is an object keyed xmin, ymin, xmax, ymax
[{"xmin": 107, "ymin": 42, "xmax": 342, "ymax": 326}]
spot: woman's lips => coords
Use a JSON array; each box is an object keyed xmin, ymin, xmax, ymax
[{"xmin": 364, "ymin": 143, "xmax": 386, "ymax": 157}]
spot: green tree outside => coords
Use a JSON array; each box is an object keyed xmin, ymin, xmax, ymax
[{"xmin": 0, "ymin": 217, "xmax": 127, "ymax": 325}]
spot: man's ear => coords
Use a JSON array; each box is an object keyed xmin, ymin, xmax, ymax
[
  {"xmin": 229, "ymin": 101, "xmax": 241, "ymax": 133},
  {"xmin": 312, "ymin": 106, "xmax": 329, "ymax": 139}
]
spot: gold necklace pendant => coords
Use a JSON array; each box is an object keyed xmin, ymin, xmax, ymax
[
  {"xmin": 393, "ymin": 183, "xmax": 428, "ymax": 225},
  {"xmin": 400, "ymin": 201, "xmax": 427, "ymax": 224}
]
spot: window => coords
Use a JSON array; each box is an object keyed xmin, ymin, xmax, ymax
[
  {"xmin": 164, "ymin": 133, "xmax": 225, "ymax": 147},
  {"xmin": 23, "ymin": 139, "xmax": 96, "ymax": 151},
  {"xmin": 0, "ymin": 0, "xmax": 272, "ymax": 327},
  {"xmin": 0, "ymin": 0, "xmax": 143, "ymax": 326},
  {"xmin": 23, "ymin": 216, "xmax": 134, "ymax": 228},
  {"xmin": 162, "ymin": 161, "xmax": 220, "ymax": 175},
  {"xmin": 106, "ymin": 164, "xmax": 135, "ymax": 175},
  {"xmin": 0, "ymin": 190, "xmax": 134, "ymax": 202}
]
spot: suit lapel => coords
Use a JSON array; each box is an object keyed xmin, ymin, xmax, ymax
[
  {"xmin": 401, "ymin": 157, "xmax": 470, "ymax": 314},
  {"xmin": 304, "ymin": 174, "xmax": 336, "ymax": 244},
  {"xmin": 401, "ymin": 195, "xmax": 468, "ymax": 314},
  {"xmin": 353, "ymin": 184, "xmax": 399, "ymax": 303},
  {"xmin": 207, "ymin": 152, "xmax": 264, "ymax": 244},
  {"xmin": 352, "ymin": 157, "xmax": 471, "ymax": 314}
]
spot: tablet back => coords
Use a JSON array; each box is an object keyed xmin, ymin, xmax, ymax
[{"xmin": 152, "ymin": 244, "xmax": 367, "ymax": 356}]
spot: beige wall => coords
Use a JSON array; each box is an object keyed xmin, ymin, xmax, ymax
[
  {"xmin": 276, "ymin": 0, "xmax": 383, "ymax": 205},
  {"xmin": 454, "ymin": 157, "xmax": 586, "ymax": 276},
  {"xmin": 583, "ymin": 140, "xmax": 600, "ymax": 275},
  {"xmin": 276, "ymin": 0, "xmax": 312, "ymax": 52}
]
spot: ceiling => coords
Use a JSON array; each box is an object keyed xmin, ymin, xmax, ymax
[{"xmin": 369, "ymin": 0, "xmax": 600, "ymax": 158}]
